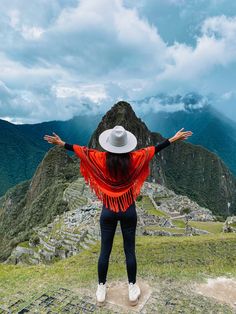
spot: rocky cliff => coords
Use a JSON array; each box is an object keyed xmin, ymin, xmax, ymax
[{"xmin": 88, "ymin": 101, "xmax": 236, "ymax": 217}]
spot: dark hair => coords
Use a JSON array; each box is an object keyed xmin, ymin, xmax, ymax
[{"xmin": 106, "ymin": 152, "xmax": 132, "ymax": 181}]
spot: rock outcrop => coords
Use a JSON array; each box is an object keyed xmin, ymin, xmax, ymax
[{"xmin": 223, "ymin": 216, "xmax": 236, "ymax": 233}]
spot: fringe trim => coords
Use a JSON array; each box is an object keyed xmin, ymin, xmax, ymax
[{"xmin": 80, "ymin": 158, "xmax": 151, "ymax": 213}]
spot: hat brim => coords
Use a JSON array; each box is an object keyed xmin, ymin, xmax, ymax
[{"xmin": 98, "ymin": 129, "xmax": 137, "ymax": 153}]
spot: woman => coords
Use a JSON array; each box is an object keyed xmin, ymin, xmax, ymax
[{"xmin": 44, "ymin": 125, "xmax": 192, "ymax": 306}]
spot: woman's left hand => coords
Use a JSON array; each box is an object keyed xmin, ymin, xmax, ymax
[{"xmin": 170, "ymin": 128, "xmax": 193, "ymax": 142}]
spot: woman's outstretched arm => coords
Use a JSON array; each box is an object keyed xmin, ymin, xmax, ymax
[
  {"xmin": 155, "ymin": 128, "xmax": 193, "ymax": 153},
  {"xmin": 64, "ymin": 143, "xmax": 74, "ymax": 151},
  {"xmin": 44, "ymin": 128, "xmax": 193, "ymax": 153},
  {"xmin": 155, "ymin": 138, "xmax": 171, "ymax": 153}
]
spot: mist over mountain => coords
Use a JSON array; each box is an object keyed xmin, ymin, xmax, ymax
[
  {"xmin": 133, "ymin": 92, "xmax": 211, "ymax": 114},
  {"xmin": 133, "ymin": 92, "xmax": 236, "ymax": 177}
]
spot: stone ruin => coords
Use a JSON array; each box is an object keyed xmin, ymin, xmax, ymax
[
  {"xmin": 3, "ymin": 178, "xmax": 221, "ymax": 265},
  {"xmin": 223, "ymin": 216, "xmax": 236, "ymax": 233}
]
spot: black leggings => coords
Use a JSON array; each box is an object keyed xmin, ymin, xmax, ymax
[{"xmin": 98, "ymin": 201, "xmax": 137, "ymax": 285}]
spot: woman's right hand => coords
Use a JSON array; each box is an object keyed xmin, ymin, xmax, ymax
[{"xmin": 43, "ymin": 132, "xmax": 65, "ymax": 146}]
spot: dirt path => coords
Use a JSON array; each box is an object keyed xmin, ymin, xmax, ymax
[
  {"xmin": 1, "ymin": 276, "xmax": 236, "ymax": 313},
  {"xmin": 193, "ymin": 276, "xmax": 236, "ymax": 309}
]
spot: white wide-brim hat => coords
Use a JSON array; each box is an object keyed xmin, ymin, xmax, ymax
[{"xmin": 98, "ymin": 125, "xmax": 137, "ymax": 153}]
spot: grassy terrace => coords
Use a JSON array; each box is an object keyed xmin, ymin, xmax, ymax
[
  {"xmin": 188, "ymin": 221, "xmax": 224, "ymax": 234},
  {"xmin": 145, "ymin": 225, "xmax": 186, "ymax": 234},
  {"xmin": 172, "ymin": 219, "xmax": 224, "ymax": 234},
  {"xmin": 0, "ymin": 233, "xmax": 236, "ymax": 304},
  {"xmin": 136, "ymin": 195, "xmax": 169, "ymax": 217}
]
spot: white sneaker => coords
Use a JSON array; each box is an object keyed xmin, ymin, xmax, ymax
[
  {"xmin": 96, "ymin": 282, "xmax": 107, "ymax": 306},
  {"xmin": 128, "ymin": 282, "xmax": 141, "ymax": 306}
]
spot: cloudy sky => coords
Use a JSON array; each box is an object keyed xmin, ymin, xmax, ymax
[{"xmin": 0, "ymin": 0, "xmax": 236, "ymax": 123}]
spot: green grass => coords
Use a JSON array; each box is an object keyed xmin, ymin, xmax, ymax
[
  {"xmin": 172, "ymin": 219, "xmax": 186, "ymax": 228},
  {"xmin": 50, "ymin": 218, "xmax": 63, "ymax": 237},
  {"xmin": 1, "ymin": 233, "xmax": 236, "ymax": 305},
  {"xmin": 154, "ymin": 195, "xmax": 171, "ymax": 200},
  {"xmin": 172, "ymin": 219, "xmax": 224, "ymax": 234},
  {"xmin": 147, "ymin": 208, "xmax": 169, "ymax": 217},
  {"xmin": 137, "ymin": 195, "xmax": 169, "ymax": 217},
  {"xmin": 189, "ymin": 221, "xmax": 224, "ymax": 234},
  {"xmin": 145, "ymin": 225, "xmax": 185, "ymax": 234},
  {"xmin": 18, "ymin": 241, "xmax": 31, "ymax": 248}
]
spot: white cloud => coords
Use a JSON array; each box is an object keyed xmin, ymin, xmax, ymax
[
  {"xmin": 0, "ymin": 0, "xmax": 236, "ymax": 122},
  {"xmin": 221, "ymin": 91, "xmax": 235, "ymax": 100},
  {"xmin": 201, "ymin": 15, "xmax": 236, "ymax": 39},
  {"xmin": 52, "ymin": 83, "xmax": 107, "ymax": 103},
  {"xmin": 131, "ymin": 92, "xmax": 210, "ymax": 115},
  {"xmin": 0, "ymin": 80, "xmax": 13, "ymax": 96},
  {"xmin": 0, "ymin": 116, "xmax": 24, "ymax": 124},
  {"xmin": 8, "ymin": 9, "xmax": 20, "ymax": 28},
  {"xmin": 138, "ymin": 14, "xmax": 236, "ymax": 97},
  {"xmin": 21, "ymin": 26, "xmax": 45, "ymax": 40},
  {"xmin": 135, "ymin": 100, "xmax": 186, "ymax": 115}
]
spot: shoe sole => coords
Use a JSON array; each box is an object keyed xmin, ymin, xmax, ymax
[
  {"xmin": 129, "ymin": 293, "xmax": 141, "ymax": 306},
  {"xmin": 96, "ymin": 299, "xmax": 105, "ymax": 307}
]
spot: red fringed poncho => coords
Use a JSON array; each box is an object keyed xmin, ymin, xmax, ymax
[{"xmin": 73, "ymin": 145, "xmax": 156, "ymax": 213}]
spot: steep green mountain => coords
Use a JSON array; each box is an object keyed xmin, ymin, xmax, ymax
[
  {"xmin": 0, "ymin": 119, "xmax": 45, "ymax": 197},
  {"xmin": 0, "ymin": 146, "xmax": 81, "ymax": 261},
  {"xmin": 138, "ymin": 92, "xmax": 236, "ymax": 177},
  {"xmin": 0, "ymin": 114, "xmax": 102, "ymax": 196},
  {"xmin": 89, "ymin": 101, "xmax": 236, "ymax": 217}
]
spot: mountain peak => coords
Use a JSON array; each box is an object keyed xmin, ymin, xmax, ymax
[
  {"xmin": 88, "ymin": 100, "xmax": 153, "ymax": 150},
  {"xmin": 108, "ymin": 100, "xmax": 134, "ymax": 113},
  {"xmin": 101, "ymin": 100, "xmax": 138, "ymax": 122}
]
